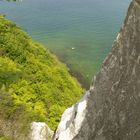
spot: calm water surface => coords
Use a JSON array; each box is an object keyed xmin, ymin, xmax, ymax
[{"xmin": 0, "ymin": 0, "xmax": 131, "ymax": 88}]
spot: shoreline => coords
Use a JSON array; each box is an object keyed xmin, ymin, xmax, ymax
[
  {"xmin": 50, "ymin": 50, "xmax": 91, "ymax": 90},
  {"xmin": 68, "ymin": 66, "xmax": 90, "ymax": 90}
]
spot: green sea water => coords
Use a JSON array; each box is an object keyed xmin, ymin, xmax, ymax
[{"xmin": 0, "ymin": 0, "xmax": 131, "ymax": 88}]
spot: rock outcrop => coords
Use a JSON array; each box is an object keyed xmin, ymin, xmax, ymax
[
  {"xmin": 53, "ymin": 0, "xmax": 140, "ymax": 139},
  {"xmin": 30, "ymin": 122, "xmax": 53, "ymax": 140},
  {"xmin": 0, "ymin": 120, "xmax": 53, "ymax": 140}
]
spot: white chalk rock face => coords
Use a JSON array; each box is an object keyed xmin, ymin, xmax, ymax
[
  {"xmin": 53, "ymin": 92, "xmax": 90, "ymax": 140},
  {"xmin": 30, "ymin": 122, "xmax": 53, "ymax": 140}
]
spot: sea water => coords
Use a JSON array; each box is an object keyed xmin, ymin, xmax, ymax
[{"xmin": 0, "ymin": 0, "xmax": 131, "ymax": 88}]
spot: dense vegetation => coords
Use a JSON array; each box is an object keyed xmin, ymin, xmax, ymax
[{"xmin": 0, "ymin": 15, "xmax": 83, "ymax": 135}]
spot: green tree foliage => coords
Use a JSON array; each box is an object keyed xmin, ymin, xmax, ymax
[
  {"xmin": 0, "ymin": 137, "xmax": 10, "ymax": 140},
  {"xmin": 0, "ymin": 15, "xmax": 83, "ymax": 132}
]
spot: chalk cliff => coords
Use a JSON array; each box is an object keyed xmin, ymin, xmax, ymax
[{"xmin": 54, "ymin": 0, "xmax": 140, "ymax": 139}]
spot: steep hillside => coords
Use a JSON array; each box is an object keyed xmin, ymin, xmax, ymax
[
  {"xmin": 54, "ymin": 0, "xmax": 140, "ymax": 139},
  {"xmin": 0, "ymin": 15, "xmax": 83, "ymax": 139}
]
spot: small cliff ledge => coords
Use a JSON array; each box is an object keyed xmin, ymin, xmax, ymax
[{"xmin": 54, "ymin": 0, "xmax": 140, "ymax": 139}]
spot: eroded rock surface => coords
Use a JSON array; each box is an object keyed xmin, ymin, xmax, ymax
[
  {"xmin": 53, "ymin": 92, "xmax": 90, "ymax": 140},
  {"xmin": 54, "ymin": 0, "xmax": 140, "ymax": 139},
  {"xmin": 30, "ymin": 122, "xmax": 53, "ymax": 140}
]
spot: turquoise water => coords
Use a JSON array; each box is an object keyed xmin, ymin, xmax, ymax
[{"xmin": 0, "ymin": 0, "xmax": 131, "ymax": 88}]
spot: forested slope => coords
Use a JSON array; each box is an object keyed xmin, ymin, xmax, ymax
[{"xmin": 0, "ymin": 15, "xmax": 83, "ymax": 139}]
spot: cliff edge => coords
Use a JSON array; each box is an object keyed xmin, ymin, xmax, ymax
[{"xmin": 54, "ymin": 0, "xmax": 140, "ymax": 139}]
